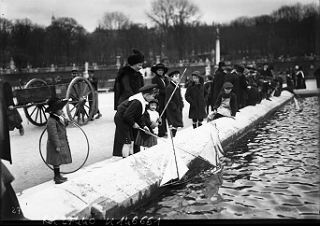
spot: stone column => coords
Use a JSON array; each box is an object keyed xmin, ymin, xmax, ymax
[
  {"xmin": 215, "ymin": 27, "xmax": 220, "ymax": 66},
  {"xmin": 116, "ymin": 56, "xmax": 121, "ymax": 69}
]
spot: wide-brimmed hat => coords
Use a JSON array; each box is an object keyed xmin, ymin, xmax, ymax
[
  {"xmin": 191, "ymin": 70, "xmax": 203, "ymax": 78},
  {"xmin": 168, "ymin": 70, "xmax": 180, "ymax": 77},
  {"xmin": 223, "ymin": 82, "xmax": 233, "ymax": 89},
  {"xmin": 45, "ymin": 97, "xmax": 68, "ymax": 113},
  {"xmin": 139, "ymin": 84, "xmax": 159, "ymax": 94},
  {"xmin": 151, "ymin": 63, "xmax": 168, "ymax": 74}
]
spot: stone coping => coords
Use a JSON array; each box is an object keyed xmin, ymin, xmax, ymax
[{"xmin": 18, "ymin": 91, "xmax": 295, "ymax": 221}]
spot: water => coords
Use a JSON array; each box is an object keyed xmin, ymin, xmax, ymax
[{"xmin": 127, "ymin": 97, "xmax": 320, "ymax": 220}]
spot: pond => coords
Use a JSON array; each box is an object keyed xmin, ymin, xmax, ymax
[{"xmin": 126, "ymin": 96, "xmax": 319, "ymax": 220}]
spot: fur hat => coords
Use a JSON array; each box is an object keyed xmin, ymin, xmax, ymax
[
  {"xmin": 151, "ymin": 63, "xmax": 168, "ymax": 74},
  {"xmin": 127, "ymin": 48, "xmax": 144, "ymax": 66},
  {"xmin": 45, "ymin": 97, "xmax": 68, "ymax": 113}
]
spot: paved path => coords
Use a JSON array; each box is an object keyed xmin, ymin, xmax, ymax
[{"xmin": 4, "ymin": 79, "xmax": 317, "ymax": 194}]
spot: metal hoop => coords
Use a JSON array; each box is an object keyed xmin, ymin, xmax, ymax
[{"xmin": 39, "ymin": 121, "xmax": 90, "ymax": 174}]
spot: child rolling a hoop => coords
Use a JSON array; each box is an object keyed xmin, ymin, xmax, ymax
[{"xmin": 45, "ymin": 97, "xmax": 72, "ymax": 184}]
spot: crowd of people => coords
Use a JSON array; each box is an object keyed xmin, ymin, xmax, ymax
[
  {"xmin": 1, "ymin": 47, "xmax": 315, "ymax": 220},
  {"xmin": 112, "ymin": 49, "xmax": 314, "ymax": 158}
]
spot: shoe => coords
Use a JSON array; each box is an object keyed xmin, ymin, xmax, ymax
[
  {"xmin": 95, "ymin": 113, "xmax": 102, "ymax": 119},
  {"xmin": 59, "ymin": 174, "xmax": 68, "ymax": 181},
  {"xmin": 19, "ymin": 127, "xmax": 24, "ymax": 136},
  {"xmin": 54, "ymin": 177, "xmax": 66, "ymax": 184}
]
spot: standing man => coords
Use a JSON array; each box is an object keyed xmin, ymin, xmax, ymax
[
  {"xmin": 114, "ymin": 49, "xmax": 145, "ymax": 110},
  {"xmin": 88, "ymin": 69, "xmax": 102, "ymax": 120},
  {"xmin": 0, "ymin": 79, "xmax": 24, "ymax": 135},
  {"xmin": 151, "ymin": 63, "xmax": 169, "ymax": 137},
  {"xmin": 211, "ymin": 61, "xmax": 227, "ymax": 107},
  {"xmin": 314, "ymin": 66, "xmax": 320, "ymax": 88},
  {"xmin": 1, "ymin": 79, "xmax": 27, "ymax": 220}
]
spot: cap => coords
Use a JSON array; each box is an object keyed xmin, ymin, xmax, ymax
[
  {"xmin": 138, "ymin": 84, "xmax": 158, "ymax": 94},
  {"xmin": 45, "ymin": 97, "xmax": 68, "ymax": 113},
  {"xmin": 223, "ymin": 82, "xmax": 233, "ymax": 89}
]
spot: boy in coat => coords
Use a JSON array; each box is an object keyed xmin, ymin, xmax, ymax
[
  {"xmin": 208, "ymin": 82, "xmax": 238, "ymax": 121},
  {"xmin": 165, "ymin": 71, "xmax": 184, "ymax": 137},
  {"xmin": 45, "ymin": 97, "xmax": 72, "ymax": 184},
  {"xmin": 185, "ymin": 71, "xmax": 207, "ymax": 129},
  {"xmin": 113, "ymin": 84, "xmax": 159, "ymax": 157}
]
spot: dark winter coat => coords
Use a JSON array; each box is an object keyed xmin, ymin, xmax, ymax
[
  {"xmin": 213, "ymin": 91, "xmax": 238, "ymax": 117},
  {"xmin": 165, "ymin": 81, "xmax": 184, "ymax": 128},
  {"xmin": 113, "ymin": 66, "xmax": 144, "ymax": 110},
  {"xmin": 296, "ymin": 70, "xmax": 306, "ymax": 89},
  {"xmin": 237, "ymin": 73, "xmax": 248, "ymax": 109},
  {"xmin": 46, "ymin": 114, "xmax": 72, "ymax": 166},
  {"xmin": 151, "ymin": 74, "xmax": 168, "ymax": 112},
  {"xmin": 185, "ymin": 82, "xmax": 207, "ymax": 120},
  {"xmin": 224, "ymin": 70, "xmax": 240, "ymax": 107},
  {"xmin": 211, "ymin": 68, "xmax": 225, "ymax": 107},
  {"xmin": 113, "ymin": 98, "xmax": 147, "ymax": 157},
  {"xmin": 0, "ymin": 81, "xmax": 12, "ymax": 164}
]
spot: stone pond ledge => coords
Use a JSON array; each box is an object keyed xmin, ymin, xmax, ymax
[{"xmin": 18, "ymin": 91, "xmax": 295, "ymax": 221}]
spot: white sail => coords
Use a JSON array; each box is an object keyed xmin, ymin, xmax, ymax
[
  {"xmin": 199, "ymin": 122, "xmax": 224, "ymax": 167},
  {"xmin": 159, "ymin": 151, "xmax": 189, "ymax": 186},
  {"xmin": 159, "ymin": 120, "xmax": 189, "ymax": 187}
]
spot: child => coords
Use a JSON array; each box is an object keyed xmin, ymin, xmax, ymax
[
  {"xmin": 185, "ymin": 71, "xmax": 207, "ymax": 129},
  {"xmin": 165, "ymin": 70, "xmax": 184, "ymax": 137},
  {"xmin": 207, "ymin": 82, "xmax": 238, "ymax": 121},
  {"xmin": 45, "ymin": 97, "xmax": 72, "ymax": 184},
  {"xmin": 136, "ymin": 98, "xmax": 160, "ymax": 148}
]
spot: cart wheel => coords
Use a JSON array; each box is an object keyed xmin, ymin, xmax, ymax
[
  {"xmin": 66, "ymin": 77, "xmax": 96, "ymax": 125},
  {"xmin": 23, "ymin": 78, "xmax": 49, "ymax": 126}
]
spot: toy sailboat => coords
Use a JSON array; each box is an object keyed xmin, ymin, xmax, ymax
[
  {"xmin": 198, "ymin": 122, "xmax": 224, "ymax": 173},
  {"xmin": 159, "ymin": 120, "xmax": 189, "ymax": 187}
]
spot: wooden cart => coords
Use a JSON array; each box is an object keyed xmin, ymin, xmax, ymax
[{"xmin": 14, "ymin": 76, "xmax": 97, "ymax": 126}]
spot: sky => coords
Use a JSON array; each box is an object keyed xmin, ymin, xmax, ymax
[{"xmin": 1, "ymin": 0, "xmax": 319, "ymax": 32}]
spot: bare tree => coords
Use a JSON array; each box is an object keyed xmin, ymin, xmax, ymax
[
  {"xmin": 99, "ymin": 12, "xmax": 130, "ymax": 30},
  {"xmin": 146, "ymin": 0, "xmax": 200, "ymax": 60}
]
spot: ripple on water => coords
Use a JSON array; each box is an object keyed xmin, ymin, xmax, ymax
[{"xmin": 128, "ymin": 97, "xmax": 319, "ymax": 220}]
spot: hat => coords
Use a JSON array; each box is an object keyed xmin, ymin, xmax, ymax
[
  {"xmin": 139, "ymin": 84, "xmax": 158, "ymax": 94},
  {"xmin": 191, "ymin": 71, "xmax": 203, "ymax": 78},
  {"xmin": 45, "ymin": 97, "xmax": 68, "ymax": 113},
  {"xmin": 71, "ymin": 69, "xmax": 78, "ymax": 73},
  {"xmin": 223, "ymin": 82, "xmax": 233, "ymax": 89},
  {"xmin": 234, "ymin": 64, "xmax": 245, "ymax": 73},
  {"xmin": 127, "ymin": 48, "xmax": 144, "ymax": 66},
  {"xmin": 168, "ymin": 70, "xmax": 180, "ymax": 77},
  {"xmin": 88, "ymin": 69, "xmax": 94, "ymax": 73},
  {"xmin": 151, "ymin": 63, "xmax": 168, "ymax": 74},
  {"xmin": 148, "ymin": 98, "xmax": 159, "ymax": 105},
  {"xmin": 218, "ymin": 62, "xmax": 226, "ymax": 67}
]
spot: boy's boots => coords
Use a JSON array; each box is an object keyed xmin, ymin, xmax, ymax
[
  {"xmin": 193, "ymin": 123, "xmax": 197, "ymax": 129},
  {"xmin": 53, "ymin": 167, "xmax": 67, "ymax": 184}
]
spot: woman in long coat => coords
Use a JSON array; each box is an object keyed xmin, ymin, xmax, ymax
[
  {"xmin": 45, "ymin": 97, "xmax": 72, "ymax": 184},
  {"xmin": 185, "ymin": 71, "xmax": 207, "ymax": 129},
  {"xmin": 165, "ymin": 71, "xmax": 184, "ymax": 137},
  {"xmin": 114, "ymin": 50, "xmax": 144, "ymax": 110},
  {"xmin": 113, "ymin": 84, "xmax": 158, "ymax": 157}
]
